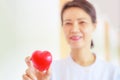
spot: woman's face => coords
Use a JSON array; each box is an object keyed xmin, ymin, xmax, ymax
[{"xmin": 62, "ymin": 7, "xmax": 96, "ymax": 49}]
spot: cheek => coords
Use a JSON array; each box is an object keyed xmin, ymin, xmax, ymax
[
  {"xmin": 63, "ymin": 27, "xmax": 69, "ymax": 37},
  {"xmin": 83, "ymin": 28, "xmax": 93, "ymax": 38},
  {"xmin": 84, "ymin": 29, "xmax": 91, "ymax": 34}
]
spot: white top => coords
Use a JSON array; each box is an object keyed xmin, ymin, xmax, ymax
[{"xmin": 51, "ymin": 55, "xmax": 120, "ymax": 80}]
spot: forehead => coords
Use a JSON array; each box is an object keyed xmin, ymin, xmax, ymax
[{"xmin": 62, "ymin": 7, "xmax": 91, "ymax": 21}]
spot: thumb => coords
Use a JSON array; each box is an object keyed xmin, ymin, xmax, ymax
[
  {"xmin": 34, "ymin": 68, "xmax": 51, "ymax": 80},
  {"xmin": 45, "ymin": 68, "xmax": 51, "ymax": 76},
  {"xmin": 43, "ymin": 68, "xmax": 51, "ymax": 80}
]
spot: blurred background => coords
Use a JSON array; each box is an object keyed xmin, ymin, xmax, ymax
[{"xmin": 0, "ymin": 0, "xmax": 120, "ymax": 80}]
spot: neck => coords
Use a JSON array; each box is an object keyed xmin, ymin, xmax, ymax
[{"xmin": 70, "ymin": 48, "xmax": 95, "ymax": 66}]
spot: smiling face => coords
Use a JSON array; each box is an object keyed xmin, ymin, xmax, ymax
[{"xmin": 62, "ymin": 7, "xmax": 96, "ymax": 49}]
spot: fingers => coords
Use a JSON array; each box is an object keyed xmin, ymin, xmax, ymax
[
  {"xmin": 22, "ymin": 74, "xmax": 32, "ymax": 80},
  {"xmin": 32, "ymin": 68, "xmax": 51, "ymax": 80},
  {"xmin": 43, "ymin": 70, "xmax": 51, "ymax": 80},
  {"xmin": 22, "ymin": 68, "xmax": 37, "ymax": 80},
  {"xmin": 26, "ymin": 69, "xmax": 36, "ymax": 79},
  {"xmin": 25, "ymin": 56, "xmax": 31, "ymax": 67},
  {"xmin": 45, "ymin": 68, "xmax": 51, "ymax": 77},
  {"xmin": 23, "ymin": 56, "xmax": 36, "ymax": 80},
  {"xmin": 22, "ymin": 67, "xmax": 51, "ymax": 80},
  {"xmin": 23, "ymin": 56, "xmax": 51, "ymax": 80}
]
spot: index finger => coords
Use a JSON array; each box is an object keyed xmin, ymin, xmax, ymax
[{"xmin": 25, "ymin": 56, "xmax": 31, "ymax": 67}]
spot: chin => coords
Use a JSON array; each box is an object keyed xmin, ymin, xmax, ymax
[{"xmin": 70, "ymin": 44, "xmax": 83, "ymax": 49}]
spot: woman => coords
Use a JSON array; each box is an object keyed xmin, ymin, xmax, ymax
[{"xmin": 22, "ymin": 0, "xmax": 120, "ymax": 80}]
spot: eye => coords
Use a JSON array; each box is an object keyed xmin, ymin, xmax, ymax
[
  {"xmin": 63, "ymin": 22, "xmax": 72, "ymax": 26},
  {"xmin": 79, "ymin": 21, "xmax": 86, "ymax": 24}
]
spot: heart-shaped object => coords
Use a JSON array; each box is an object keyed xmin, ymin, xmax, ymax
[{"xmin": 31, "ymin": 50, "xmax": 52, "ymax": 72}]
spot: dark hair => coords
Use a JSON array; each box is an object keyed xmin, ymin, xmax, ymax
[{"xmin": 61, "ymin": 0, "xmax": 96, "ymax": 48}]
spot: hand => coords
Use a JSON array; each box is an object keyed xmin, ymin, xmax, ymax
[{"xmin": 22, "ymin": 56, "xmax": 51, "ymax": 80}]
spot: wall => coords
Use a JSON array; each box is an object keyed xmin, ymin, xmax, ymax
[{"xmin": 0, "ymin": 0, "xmax": 59, "ymax": 80}]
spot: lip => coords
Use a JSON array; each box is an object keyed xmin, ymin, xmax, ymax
[{"xmin": 69, "ymin": 36, "xmax": 82, "ymax": 41}]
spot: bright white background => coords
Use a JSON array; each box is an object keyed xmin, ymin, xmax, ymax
[
  {"xmin": 0, "ymin": 0, "xmax": 120, "ymax": 80},
  {"xmin": 0, "ymin": 0, "xmax": 59, "ymax": 80}
]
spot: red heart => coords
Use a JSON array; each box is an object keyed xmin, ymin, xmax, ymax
[{"xmin": 31, "ymin": 50, "xmax": 52, "ymax": 72}]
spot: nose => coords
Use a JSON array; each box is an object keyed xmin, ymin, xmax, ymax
[{"xmin": 71, "ymin": 22, "xmax": 80, "ymax": 33}]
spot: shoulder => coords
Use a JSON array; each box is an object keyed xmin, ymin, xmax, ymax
[
  {"xmin": 96, "ymin": 57, "xmax": 120, "ymax": 79},
  {"xmin": 94, "ymin": 54, "xmax": 117, "ymax": 69},
  {"xmin": 98, "ymin": 57, "xmax": 118, "ymax": 70},
  {"xmin": 96, "ymin": 56, "xmax": 116, "ymax": 70}
]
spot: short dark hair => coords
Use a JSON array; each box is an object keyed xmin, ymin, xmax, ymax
[{"xmin": 61, "ymin": 0, "xmax": 96, "ymax": 48}]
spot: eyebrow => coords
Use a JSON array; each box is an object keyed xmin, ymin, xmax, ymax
[
  {"xmin": 63, "ymin": 19, "xmax": 71, "ymax": 22},
  {"xmin": 63, "ymin": 18, "xmax": 87, "ymax": 22}
]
